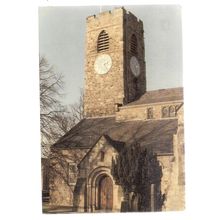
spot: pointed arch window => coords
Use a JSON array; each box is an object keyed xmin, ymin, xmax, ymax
[
  {"xmin": 97, "ymin": 30, "xmax": 109, "ymax": 52},
  {"xmin": 162, "ymin": 106, "xmax": 169, "ymax": 118},
  {"xmin": 130, "ymin": 34, "xmax": 138, "ymax": 55},
  {"xmin": 169, "ymin": 105, "xmax": 176, "ymax": 117},
  {"xmin": 147, "ymin": 107, "xmax": 154, "ymax": 119},
  {"xmin": 161, "ymin": 105, "xmax": 177, "ymax": 118}
]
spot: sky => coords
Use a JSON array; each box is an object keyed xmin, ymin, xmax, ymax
[{"xmin": 39, "ymin": 5, "xmax": 182, "ymax": 105}]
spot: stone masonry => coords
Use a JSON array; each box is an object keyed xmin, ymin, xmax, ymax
[
  {"xmin": 84, "ymin": 8, "xmax": 146, "ymax": 118},
  {"xmin": 48, "ymin": 7, "xmax": 184, "ymax": 212}
]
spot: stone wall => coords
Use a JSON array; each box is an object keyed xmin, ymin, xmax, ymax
[
  {"xmin": 158, "ymin": 105, "xmax": 185, "ymax": 211},
  {"xmin": 78, "ymin": 136, "xmax": 122, "ymax": 212},
  {"xmin": 116, "ymin": 101, "xmax": 183, "ymax": 122},
  {"xmin": 124, "ymin": 10, "xmax": 146, "ymax": 103},
  {"xmin": 84, "ymin": 8, "xmax": 125, "ymax": 117},
  {"xmin": 47, "ymin": 6, "xmax": 184, "ymax": 212},
  {"xmin": 163, "ymin": 105, "xmax": 184, "ymax": 210},
  {"xmin": 84, "ymin": 8, "xmax": 146, "ymax": 117},
  {"xmin": 49, "ymin": 148, "xmax": 89, "ymax": 206},
  {"xmin": 49, "ymin": 103, "xmax": 184, "ymax": 210}
]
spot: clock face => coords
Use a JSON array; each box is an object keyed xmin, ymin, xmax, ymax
[
  {"xmin": 94, "ymin": 54, "xmax": 112, "ymax": 75},
  {"xmin": 130, "ymin": 56, "xmax": 140, "ymax": 77}
]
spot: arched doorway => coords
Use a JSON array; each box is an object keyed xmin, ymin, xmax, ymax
[
  {"xmin": 98, "ymin": 175, "xmax": 113, "ymax": 211},
  {"xmin": 87, "ymin": 167, "xmax": 120, "ymax": 212}
]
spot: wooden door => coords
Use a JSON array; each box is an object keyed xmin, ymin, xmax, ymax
[{"xmin": 98, "ymin": 176, "xmax": 113, "ymax": 210}]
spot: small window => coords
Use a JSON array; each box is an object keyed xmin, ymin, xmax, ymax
[
  {"xmin": 100, "ymin": 151, "xmax": 105, "ymax": 162},
  {"xmin": 97, "ymin": 30, "xmax": 109, "ymax": 52},
  {"xmin": 147, "ymin": 107, "xmax": 154, "ymax": 119},
  {"xmin": 68, "ymin": 163, "xmax": 77, "ymax": 185},
  {"xmin": 162, "ymin": 105, "xmax": 177, "ymax": 118},
  {"xmin": 130, "ymin": 34, "xmax": 137, "ymax": 55},
  {"xmin": 169, "ymin": 105, "xmax": 176, "ymax": 117},
  {"xmin": 162, "ymin": 106, "xmax": 169, "ymax": 118}
]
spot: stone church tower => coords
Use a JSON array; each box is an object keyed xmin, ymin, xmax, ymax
[
  {"xmin": 84, "ymin": 8, "xmax": 146, "ymax": 117},
  {"xmin": 48, "ymin": 7, "xmax": 184, "ymax": 213}
]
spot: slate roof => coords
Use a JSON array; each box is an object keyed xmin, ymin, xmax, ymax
[
  {"xmin": 126, "ymin": 87, "xmax": 183, "ymax": 106},
  {"xmin": 53, "ymin": 117, "xmax": 178, "ymax": 155},
  {"xmin": 103, "ymin": 134, "xmax": 125, "ymax": 152}
]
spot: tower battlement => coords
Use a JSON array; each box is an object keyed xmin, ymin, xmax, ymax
[
  {"xmin": 126, "ymin": 10, "xmax": 143, "ymax": 24},
  {"xmin": 86, "ymin": 7, "xmax": 143, "ymax": 26},
  {"xmin": 86, "ymin": 7, "xmax": 124, "ymax": 22}
]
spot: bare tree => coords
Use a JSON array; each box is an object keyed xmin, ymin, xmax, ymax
[
  {"xmin": 40, "ymin": 56, "xmax": 84, "ymax": 157},
  {"xmin": 40, "ymin": 56, "xmax": 65, "ymax": 156},
  {"xmin": 40, "ymin": 56, "xmax": 86, "ymax": 210},
  {"xmin": 68, "ymin": 89, "xmax": 84, "ymax": 123}
]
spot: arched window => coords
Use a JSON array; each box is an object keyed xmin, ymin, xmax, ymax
[
  {"xmin": 147, "ymin": 107, "xmax": 154, "ymax": 119},
  {"xmin": 162, "ymin": 106, "xmax": 169, "ymax": 118},
  {"xmin": 130, "ymin": 34, "xmax": 137, "ymax": 55},
  {"xmin": 169, "ymin": 105, "xmax": 176, "ymax": 117},
  {"xmin": 162, "ymin": 105, "xmax": 176, "ymax": 118},
  {"xmin": 97, "ymin": 30, "xmax": 109, "ymax": 52}
]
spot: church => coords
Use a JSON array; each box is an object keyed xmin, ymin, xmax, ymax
[{"xmin": 48, "ymin": 7, "xmax": 184, "ymax": 212}]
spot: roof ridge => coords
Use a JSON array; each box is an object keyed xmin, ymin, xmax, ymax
[
  {"xmin": 126, "ymin": 87, "xmax": 183, "ymax": 106},
  {"xmin": 146, "ymin": 87, "xmax": 183, "ymax": 93}
]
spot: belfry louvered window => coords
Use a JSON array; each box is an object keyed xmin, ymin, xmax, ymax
[
  {"xmin": 130, "ymin": 34, "xmax": 137, "ymax": 55},
  {"xmin": 97, "ymin": 30, "xmax": 109, "ymax": 52}
]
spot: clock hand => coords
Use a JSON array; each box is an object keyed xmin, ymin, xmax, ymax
[{"xmin": 104, "ymin": 61, "xmax": 109, "ymax": 70}]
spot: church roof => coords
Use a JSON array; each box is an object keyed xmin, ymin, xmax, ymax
[
  {"xmin": 126, "ymin": 87, "xmax": 183, "ymax": 106},
  {"xmin": 53, "ymin": 117, "xmax": 178, "ymax": 155}
]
